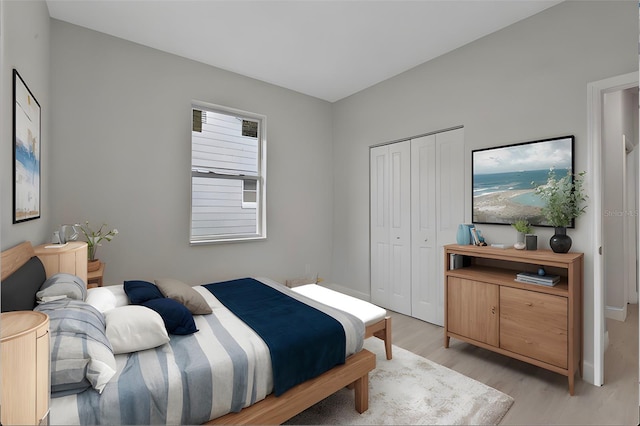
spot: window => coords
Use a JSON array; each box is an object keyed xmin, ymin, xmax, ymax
[
  {"xmin": 190, "ymin": 102, "xmax": 266, "ymax": 244},
  {"xmin": 242, "ymin": 180, "xmax": 257, "ymax": 208}
]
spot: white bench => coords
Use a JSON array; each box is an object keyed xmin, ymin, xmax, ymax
[{"xmin": 292, "ymin": 284, "xmax": 392, "ymax": 360}]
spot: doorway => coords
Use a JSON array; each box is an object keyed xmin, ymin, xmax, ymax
[
  {"xmin": 603, "ymin": 87, "xmax": 639, "ymax": 322},
  {"xmin": 588, "ymin": 71, "xmax": 639, "ymax": 387}
]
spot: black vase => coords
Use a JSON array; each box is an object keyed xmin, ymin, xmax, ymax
[{"xmin": 550, "ymin": 227, "xmax": 572, "ymax": 253}]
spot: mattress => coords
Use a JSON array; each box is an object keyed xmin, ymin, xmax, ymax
[{"xmin": 292, "ymin": 284, "xmax": 386, "ymax": 326}]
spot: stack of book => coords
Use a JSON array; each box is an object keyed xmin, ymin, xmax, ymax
[{"xmin": 515, "ymin": 272, "xmax": 561, "ymax": 287}]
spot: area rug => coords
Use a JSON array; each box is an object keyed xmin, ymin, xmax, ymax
[{"xmin": 287, "ymin": 340, "xmax": 514, "ymax": 425}]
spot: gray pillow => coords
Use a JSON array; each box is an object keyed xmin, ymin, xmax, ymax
[
  {"xmin": 37, "ymin": 273, "xmax": 87, "ymax": 302},
  {"xmin": 154, "ymin": 278, "xmax": 212, "ymax": 315},
  {"xmin": 35, "ymin": 299, "xmax": 116, "ymax": 395}
]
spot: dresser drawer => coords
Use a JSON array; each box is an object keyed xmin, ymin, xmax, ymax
[{"xmin": 500, "ymin": 287, "xmax": 568, "ymax": 368}]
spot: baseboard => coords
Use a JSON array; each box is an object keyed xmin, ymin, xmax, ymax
[
  {"xmin": 605, "ymin": 304, "xmax": 628, "ymax": 322},
  {"xmin": 582, "ymin": 360, "xmax": 597, "ymax": 386}
]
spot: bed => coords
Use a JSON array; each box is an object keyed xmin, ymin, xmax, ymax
[{"xmin": 0, "ymin": 241, "xmax": 376, "ymax": 425}]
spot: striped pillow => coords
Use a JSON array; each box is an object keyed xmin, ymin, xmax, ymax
[{"xmin": 35, "ymin": 299, "xmax": 116, "ymax": 396}]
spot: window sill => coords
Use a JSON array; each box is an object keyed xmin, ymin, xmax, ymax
[{"xmin": 190, "ymin": 235, "xmax": 267, "ymax": 245}]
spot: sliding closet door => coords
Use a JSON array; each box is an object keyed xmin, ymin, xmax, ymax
[
  {"xmin": 371, "ymin": 129, "xmax": 462, "ymax": 322},
  {"xmin": 370, "ymin": 145, "xmax": 389, "ymax": 308},
  {"xmin": 434, "ymin": 128, "xmax": 464, "ymax": 325},
  {"xmin": 411, "ymin": 128, "xmax": 464, "ymax": 325},
  {"xmin": 410, "ymin": 135, "xmax": 438, "ymax": 324},
  {"xmin": 435, "ymin": 128, "xmax": 465, "ymax": 247},
  {"xmin": 370, "ymin": 141, "xmax": 411, "ymax": 315}
]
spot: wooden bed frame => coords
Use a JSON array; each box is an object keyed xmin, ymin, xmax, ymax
[
  {"xmin": 366, "ymin": 316, "xmax": 392, "ymax": 360},
  {"xmin": 1, "ymin": 241, "xmax": 377, "ymax": 425},
  {"xmin": 1, "ymin": 241, "xmax": 36, "ymax": 281}
]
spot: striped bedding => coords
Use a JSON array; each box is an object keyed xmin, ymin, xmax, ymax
[
  {"xmin": 35, "ymin": 299, "xmax": 116, "ymax": 396},
  {"xmin": 49, "ymin": 277, "xmax": 364, "ymax": 425}
]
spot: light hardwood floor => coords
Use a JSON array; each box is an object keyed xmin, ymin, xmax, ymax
[{"xmin": 385, "ymin": 304, "xmax": 639, "ymax": 425}]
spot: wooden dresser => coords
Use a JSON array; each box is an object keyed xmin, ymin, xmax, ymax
[
  {"xmin": 444, "ymin": 244, "xmax": 583, "ymax": 395},
  {"xmin": 1, "ymin": 311, "xmax": 50, "ymax": 425}
]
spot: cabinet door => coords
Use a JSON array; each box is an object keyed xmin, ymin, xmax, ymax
[
  {"xmin": 500, "ymin": 287, "xmax": 568, "ymax": 368},
  {"xmin": 447, "ymin": 277, "xmax": 499, "ymax": 346}
]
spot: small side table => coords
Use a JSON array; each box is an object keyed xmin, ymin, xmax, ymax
[
  {"xmin": 33, "ymin": 241, "xmax": 88, "ymax": 287},
  {"xmin": 87, "ymin": 262, "xmax": 105, "ymax": 288},
  {"xmin": 1, "ymin": 311, "xmax": 50, "ymax": 425}
]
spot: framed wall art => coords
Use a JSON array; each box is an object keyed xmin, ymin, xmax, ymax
[
  {"xmin": 13, "ymin": 69, "xmax": 41, "ymax": 223},
  {"xmin": 472, "ymin": 135, "xmax": 574, "ymax": 227}
]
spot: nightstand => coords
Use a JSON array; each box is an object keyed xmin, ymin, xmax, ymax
[
  {"xmin": 87, "ymin": 261, "xmax": 105, "ymax": 288},
  {"xmin": 1, "ymin": 311, "xmax": 50, "ymax": 425},
  {"xmin": 34, "ymin": 241, "xmax": 88, "ymax": 286}
]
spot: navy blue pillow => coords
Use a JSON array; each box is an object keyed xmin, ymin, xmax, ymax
[
  {"xmin": 124, "ymin": 280, "xmax": 164, "ymax": 304},
  {"xmin": 141, "ymin": 298, "xmax": 198, "ymax": 335}
]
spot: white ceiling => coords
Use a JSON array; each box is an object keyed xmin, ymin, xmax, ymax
[{"xmin": 45, "ymin": 0, "xmax": 563, "ymax": 102}]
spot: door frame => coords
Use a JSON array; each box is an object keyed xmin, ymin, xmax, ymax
[{"xmin": 587, "ymin": 71, "xmax": 638, "ymax": 386}]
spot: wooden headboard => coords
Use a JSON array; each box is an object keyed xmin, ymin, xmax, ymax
[
  {"xmin": 1, "ymin": 241, "xmax": 35, "ymax": 281},
  {"xmin": 1, "ymin": 241, "xmax": 47, "ymax": 312}
]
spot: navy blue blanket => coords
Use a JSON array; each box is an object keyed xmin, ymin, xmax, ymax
[{"xmin": 204, "ymin": 278, "xmax": 346, "ymax": 396}]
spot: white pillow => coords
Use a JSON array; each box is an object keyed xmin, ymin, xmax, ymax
[
  {"xmin": 104, "ymin": 306, "xmax": 170, "ymax": 354},
  {"xmin": 86, "ymin": 285, "xmax": 129, "ymax": 313}
]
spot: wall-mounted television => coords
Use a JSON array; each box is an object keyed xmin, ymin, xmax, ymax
[{"xmin": 472, "ymin": 135, "xmax": 575, "ymax": 227}]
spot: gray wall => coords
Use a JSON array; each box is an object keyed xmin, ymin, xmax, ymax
[
  {"xmin": 1, "ymin": 0, "xmax": 51, "ymax": 250},
  {"xmin": 49, "ymin": 20, "xmax": 335, "ymax": 286},
  {"xmin": 331, "ymin": 0, "xmax": 637, "ymax": 383}
]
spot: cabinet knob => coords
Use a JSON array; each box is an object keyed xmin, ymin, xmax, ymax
[
  {"xmin": 525, "ymin": 302, "xmax": 533, "ymax": 307},
  {"xmin": 491, "ymin": 306, "xmax": 496, "ymax": 315}
]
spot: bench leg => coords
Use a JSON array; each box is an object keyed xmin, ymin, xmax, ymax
[{"xmin": 373, "ymin": 316, "xmax": 393, "ymax": 360}]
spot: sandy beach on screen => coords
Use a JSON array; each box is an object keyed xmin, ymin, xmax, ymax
[{"xmin": 473, "ymin": 189, "xmax": 544, "ymax": 224}]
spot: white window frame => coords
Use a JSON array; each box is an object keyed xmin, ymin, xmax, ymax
[{"xmin": 190, "ymin": 101, "xmax": 267, "ymax": 244}]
